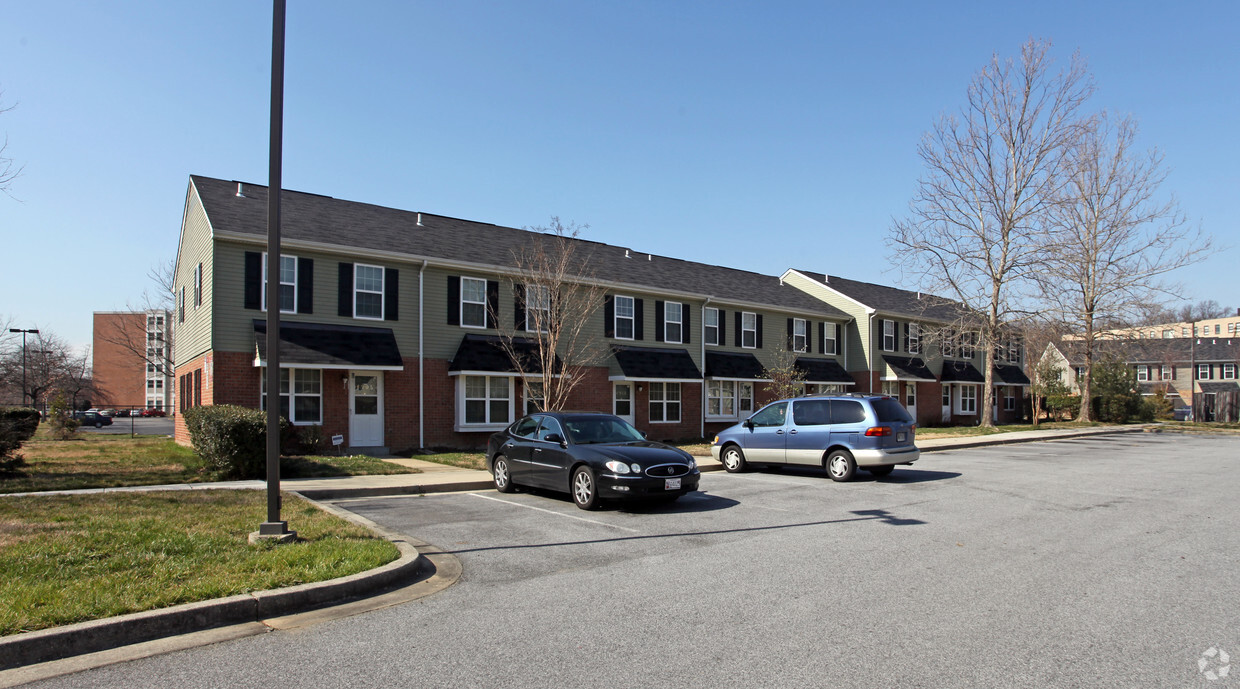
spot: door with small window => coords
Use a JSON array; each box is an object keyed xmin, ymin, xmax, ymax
[
  {"xmin": 349, "ymin": 372, "xmax": 384, "ymax": 447},
  {"xmin": 613, "ymin": 383, "xmax": 634, "ymax": 425}
]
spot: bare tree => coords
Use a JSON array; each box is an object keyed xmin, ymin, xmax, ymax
[
  {"xmin": 493, "ymin": 218, "xmax": 609, "ymax": 413},
  {"xmin": 1037, "ymin": 113, "xmax": 1211, "ymax": 421},
  {"xmin": 94, "ymin": 259, "xmax": 176, "ymax": 377},
  {"xmin": 0, "ymin": 89, "xmax": 22, "ymax": 196},
  {"xmin": 761, "ymin": 342, "xmax": 807, "ymax": 401},
  {"xmin": 1021, "ymin": 319, "xmax": 1068, "ymax": 425},
  {"xmin": 890, "ymin": 38, "xmax": 1094, "ymax": 426}
]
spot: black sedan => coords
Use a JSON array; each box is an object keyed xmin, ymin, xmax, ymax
[{"xmin": 487, "ymin": 412, "xmax": 700, "ymax": 510}]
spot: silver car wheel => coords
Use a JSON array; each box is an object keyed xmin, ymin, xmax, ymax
[
  {"xmin": 721, "ymin": 446, "xmax": 747, "ymax": 473},
  {"xmin": 493, "ymin": 456, "xmax": 513, "ymax": 492},
  {"xmin": 572, "ymin": 466, "xmax": 598, "ymax": 510},
  {"xmin": 827, "ymin": 450, "xmax": 856, "ymax": 482}
]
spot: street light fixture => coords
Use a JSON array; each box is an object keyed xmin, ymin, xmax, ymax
[{"xmin": 8, "ymin": 328, "xmax": 39, "ymax": 407}]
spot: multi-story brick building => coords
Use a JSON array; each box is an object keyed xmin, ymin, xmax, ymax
[{"xmin": 92, "ymin": 310, "xmax": 173, "ymax": 411}]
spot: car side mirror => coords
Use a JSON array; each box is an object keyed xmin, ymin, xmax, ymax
[
  {"xmin": 743, "ymin": 419, "xmax": 754, "ymax": 430},
  {"xmin": 544, "ymin": 433, "xmax": 566, "ymax": 446},
  {"xmin": 640, "ymin": 430, "xmax": 648, "ymax": 439}
]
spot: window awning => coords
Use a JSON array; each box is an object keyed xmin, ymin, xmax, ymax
[
  {"xmin": 449, "ymin": 333, "xmax": 560, "ymax": 375},
  {"xmin": 611, "ymin": 345, "xmax": 701, "ymax": 382},
  {"xmin": 1199, "ymin": 381, "xmax": 1240, "ymax": 393},
  {"xmin": 253, "ymin": 320, "xmax": 403, "ymax": 370},
  {"xmin": 993, "ymin": 364, "xmax": 1032, "ymax": 386},
  {"xmin": 705, "ymin": 351, "xmax": 764, "ymax": 380},
  {"xmin": 795, "ymin": 357, "xmax": 856, "ymax": 385},
  {"xmin": 882, "ymin": 355, "xmax": 936, "ymax": 382},
  {"xmin": 939, "ymin": 360, "xmax": 985, "ymax": 384}
]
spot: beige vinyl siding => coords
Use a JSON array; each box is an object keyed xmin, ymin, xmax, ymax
[
  {"xmin": 173, "ymin": 186, "xmax": 215, "ymax": 364},
  {"xmin": 779, "ymin": 271, "xmax": 870, "ymax": 373}
]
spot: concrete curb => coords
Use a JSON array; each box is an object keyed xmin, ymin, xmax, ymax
[
  {"xmin": 0, "ymin": 524, "xmax": 426, "ymax": 671},
  {"xmin": 916, "ymin": 425, "xmax": 1150, "ymax": 453},
  {"xmin": 294, "ymin": 478, "xmax": 496, "ymax": 500}
]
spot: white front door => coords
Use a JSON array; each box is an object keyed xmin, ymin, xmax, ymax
[
  {"xmin": 613, "ymin": 382, "xmax": 634, "ymax": 424},
  {"xmin": 941, "ymin": 384, "xmax": 952, "ymax": 423},
  {"xmin": 349, "ymin": 371, "xmax": 384, "ymax": 447},
  {"xmin": 905, "ymin": 383, "xmax": 917, "ymax": 422}
]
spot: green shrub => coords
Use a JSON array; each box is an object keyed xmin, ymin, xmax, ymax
[
  {"xmin": 0, "ymin": 407, "xmax": 41, "ymax": 474},
  {"xmin": 183, "ymin": 405, "xmax": 290, "ymax": 479},
  {"xmin": 47, "ymin": 394, "xmax": 79, "ymax": 440},
  {"xmin": 295, "ymin": 425, "xmax": 326, "ymax": 455}
]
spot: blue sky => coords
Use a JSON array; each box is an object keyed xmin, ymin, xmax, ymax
[{"xmin": 2, "ymin": 1, "xmax": 1237, "ymax": 353}]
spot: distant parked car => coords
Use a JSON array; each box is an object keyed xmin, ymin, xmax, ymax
[
  {"xmin": 72, "ymin": 411, "xmax": 113, "ymax": 428},
  {"xmin": 114, "ymin": 409, "xmax": 131, "ymax": 417},
  {"xmin": 140, "ymin": 408, "xmax": 167, "ymax": 417},
  {"xmin": 487, "ymin": 411, "xmax": 700, "ymax": 510},
  {"xmin": 711, "ymin": 394, "xmax": 919, "ymax": 481}
]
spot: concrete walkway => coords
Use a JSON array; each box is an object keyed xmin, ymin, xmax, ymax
[{"xmin": 0, "ymin": 423, "xmax": 1160, "ymax": 679}]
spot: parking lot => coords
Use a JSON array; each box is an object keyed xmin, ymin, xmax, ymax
[{"xmin": 76, "ymin": 416, "xmax": 174, "ymax": 436}]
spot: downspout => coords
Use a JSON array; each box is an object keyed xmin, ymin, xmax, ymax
[
  {"xmin": 867, "ymin": 310, "xmax": 877, "ymax": 393},
  {"xmin": 701, "ymin": 297, "xmax": 712, "ymax": 439},
  {"xmin": 419, "ymin": 260, "xmax": 428, "ymax": 449}
]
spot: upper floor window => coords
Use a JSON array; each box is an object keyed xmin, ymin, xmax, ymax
[
  {"xmin": 704, "ymin": 307, "xmax": 719, "ymax": 346},
  {"xmin": 907, "ymin": 323, "xmax": 920, "ymax": 355},
  {"xmin": 354, "ymin": 264, "xmax": 385, "ymax": 319},
  {"xmin": 664, "ymin": 301, "xmax": 684, "ymax": 343},
  {"xmin": 461, "ymin": 277, "xmax": 488, "ymax": 328},
  {"xmin": 823, "ymin": 322, "xmax": 838, "ymax": 355},
  {"xmin": 614, "ymin": 295, "xmax": 635, "ymax": 340},
  {"xmin": 881, "ymin": 320, "xmax": 896, "ymax": 352},
  {"xmin": 263, "ymin": 253, "xmax": 297, "ymax": 313},
  {"xmin": 741, "ymin": 312, "xmax": 757, "ymax": 349},
  {"xmin": 960, "ymin": 332, "xmax": 976, "ymax": 359},
  {"xmin": 525, "ymin": 284, "xmax": 551, "ymax": 333},
  {"xmin": 1197, "ymin": 364, "xmax": 1213, "ymax": 380},
  {"xmin": 194, "ymin": 263, "xmax": 203, "ymax": 308},
  {"xmin": 792, "ymin": 318, "xmax": 807, "ymax": 352},
  {"xmin": 1223, "ymin": 364, "xmax": 1236, "ymax": 380},
  {"xmin": 1161, "ymin": 365, "xmax": 1174, "ymax": 380},
  {"xmin": 1136, "ymin": 365, "xmax": 1149, "ymax": 382}
]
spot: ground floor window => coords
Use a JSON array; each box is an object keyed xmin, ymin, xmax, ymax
[
  {"xmin": 523, "ymin": 380, "xmax": 545, "ymax": 415},
  {"xmin": 1003, "ymin": 387, "xmax": 1016, "ymax": 411},
  {"xmin": 804, "ymin": 383, "xmax": 848, "ymax": 396},
  {"xmin": 881, "ymin": 380, "xmax": 899, "ymax": 397},
  {"xmin": 942, "ymin": 385, "xmax": 951, "ymax": 408},
  {"xmin": 262, "ymin": 368, "xmax": 323, "ymax": 424},
  {"xmin": 707, "ymin": 380, "xmax": 754, "ymax": 418},
  {"xmin": 958, "ymin": 385, "xmax": 977, "ymax": 414},
  {"xmin": 461, "ymin": 375, "xmax": 512, "ymax": 427},
  {"xmin": 649, "ymin": 382, "xmax": 681, "ymax": 423}
]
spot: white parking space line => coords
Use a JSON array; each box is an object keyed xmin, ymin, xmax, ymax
[
  {"xmin": 468, "ymin": 493, "xmax": 641, "ymax": 533},
  {"xmin": 714, "ymin": 473, "xmax": 820, "ymax": 487}
]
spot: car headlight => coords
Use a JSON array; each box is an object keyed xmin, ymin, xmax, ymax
[
  {"xmin": 686, "ymin": 456, "xmax": 696, "ymax": 470},
  {"xmin": 605, "ymin": 460, "xmax": 631, "ymax": 474},
  {"xmin": 630, "ymin": 462, "xmax": 642, "ymax": 473},
  {"xmin": 712, "ymin": 435, "xmax": 719, "ymax": 445}
]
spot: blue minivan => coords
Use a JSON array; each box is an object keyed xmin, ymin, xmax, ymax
[{"xmin": 710, "ymin": 395, "xmax": 919, "ymax": 481}]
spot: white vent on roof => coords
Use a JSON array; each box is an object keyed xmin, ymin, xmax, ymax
[
  {"xmin": 235, "ymin": 182, "xmax": 245, "ymax": 198},
  {"xmin": 417, "ymin": 213, "xmax": 423, "ymax": 227},
  {"xmin": 625, "ymin": 249, "xmax": 630, "ymax": 258},
  {"xmin": 648, "ymin": 254, "xmax": 652, "ymax": 261}
]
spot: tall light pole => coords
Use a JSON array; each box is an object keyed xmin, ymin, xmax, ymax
[{"xmin": 8, "ymin": 328, "xmax": 39, "ymax": 407}]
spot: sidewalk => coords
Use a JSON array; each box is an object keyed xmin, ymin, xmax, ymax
[{"xmin": 0, "ymin": 423, "xmax": 1154, "ymax": 678}]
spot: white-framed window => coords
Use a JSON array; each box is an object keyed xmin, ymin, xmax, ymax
[
  {"xmin": 262, "ymin": 368, "xmax": 323, "ymax": 425},
  {"xmin": 707, "ymin": 380, "xmax": 736, "ymax": 418},
  {"xmin": 704, "ymin": 307, "xmax": 719, "ymax": 346},
  {"xmin": 741, "ymin": 312, "xmax": 757, "ymax": 349},
  {"xmin": 1136, "ymin": 365, "xmax": 1149, "ymax": 382},
  {"xmin": 1215, "ymin": 324, "xmax": 1222, "ymax": 335},
  {"xmin": 665, "ymin": 301, "xmax": 684, "ymax": 344},
  {"xmin": 194, "ymin": 263, "xmax": 203, "ymax": 308},
  {"xmin": 460, "ymin": 375, "xmax": 512, "ymax": 426},
  {"xmin": 958, "ymin": 385, "xmax": 978, "ymax": 414},
  {"xmin": 262, "ymin": 253, "xmax": 297, "ymax": 313},
  {"xmin": 1223, "ymin": 364, "xmax": 1236, "ymax": 380},
  {"xmin": 806, "ymin": 383, "xmax": 848, "ymax": 396},
  {"xmin": 961, "ymin": 332, "xmax": 976, "ymax": 359},
  {"xmin": 461, "ymin": 277, "xmax": 488, "ymax": 329},
  {"xmin": 1008, "ymin": 340, "xmax": 1020, "ymax": 364},
  {"xmin": 1198, "ymin": 364, "xmax": 1213, "ymax": 380},
  {"xmin": 613, "ymin": 384, "xmax": 632, "ymax": 418},
  {"xmin": 525, "ymin": 284, "xmax": 551, "ymax": 333},
  {"xmin": 649, "ymin": 382, "xmax": 681, "ymax": 423},
  {"xmin": 1161, "ymin": 365, "xmax": 1173, "ymax": 381},
  {"xmin": 882, "ymin": 320, "xmax": 896, "ymax": 352},
  {"xmin": 1004, "ymin": 388, "xmax": 1016, "ymax": 411},
  {"xmin": 354, "ymin": 264, "xmax": 385, "ymax": 319},
  {"xmin": 881, "ymin": 380, "xmax": 898, "ymax": 397},
  {"xmin": 523, "ymin": 379, "xmax": 545, "ymax": 415},
  {"xmin": 1075, "ymin": 366, "xmax": 1087, "ymax": 381},
  {"xmin": 908, "ymin": 323, "xmax": 920, "ymax": 355},
  {"xmin": 614, "ymin": 295, "xmax": 635, "ymax": 340},
  {"xmin": 1163, "ymin": 330, "xmax": 1174, "ymax": 338},
  {"xmin": 739, "ymin": 382, "xmax": 754, "ymax": 414},
  {"xmin": 1182, "ymin": 327, "xmax": 1189, "ymax": 337},
  {"xmin": 942, "ymin": 385, "xmax": 951, "ymax": 407},
  {"xmin": 792, "ymin": 318, "xmax": 807, "ymax": 353},
  {"xmin": 823, "ymin": 322, "xmax": 837, "ymax": 355}
]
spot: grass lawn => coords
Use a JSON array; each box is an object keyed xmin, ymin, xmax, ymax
[
  {"xmin": 0, "ymin": 489, "xmax": 400, "ymax": 636},
  {"xmin": 412, "ymin": 452, "xmax": 487, "ymax": 471},
  {"xmin": 1, "ymin": 429, "xmax": 418, "ymax": 494},
  {"xmin": 913, "ymin": 421, "xmax": 1107, "ymax": 438}
]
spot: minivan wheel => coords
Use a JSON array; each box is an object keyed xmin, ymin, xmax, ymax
[
  {"xmin": 826, "ymin": 450, "xmax": 856, "ymax": 482},
  {"xmin": 867, "ymin": 465, "xmax": 895, "ymax": 477},
  {"xmin": 721, "ymin": 445, "xmax": 748, "ymax": 473}
]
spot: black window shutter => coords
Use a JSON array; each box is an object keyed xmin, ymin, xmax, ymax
[
  {"xmin": 515, "ymin": 285, "xmax": 527, "ymax": 330},
  {"xmin": 818, "ymin": 322, "xmax": 826, "ymax": 354},
  {"xmin": 903, "ymin": 322, "xmax": 909, "ymax": 352},
  {"xmin": 604, "ymin": 295, "xmax": 614, "ymax": 337},
  {"xmin": 756, "ymin": 315, "xmax": 764, "ymax": 349},
  {"xmin": 635, "ymin": 299, "xmax": 644, "ymax": 340},
  {"xmin": 786, "ymin": 318, "xmax": 794, "ymax": 351},
  {"xmin": 337, "ymin": 262, "xmax": 354, "ymax": 317},
  {"xmin": 244, "ymin": 252, "xmax": 261, "ymax": 310},
  {"xmin": 297, "ymin": 258, "xmax": 314, "ymax": 314},
  {"xmin": 735, "ymin": 313, "xmax": 742, "ymax": 347},
  {"xmin": 447, "ymin": 276, "xmax": 460, "ymax": 325},
  {"xmin": 384, "ymin": 268, "xmax": 399, "ymax": 321},
  {"xmin": 486, "ymin": 280, "xmax": 499, "ymax": 329},
  {"xmin": 684, "ymin": 308, "xmax": 691, "ymax": 344},
  {"xmin": 718, "ymin": 310, "xmax": 726, "ymax": 341},
  {"xmin": 654, "ymin": 301, "xmax": 665, "ymax": 343}
]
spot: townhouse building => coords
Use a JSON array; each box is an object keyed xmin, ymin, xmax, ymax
[
  {"xmin": 779, "ymin": 271, "xmax": 1029, "ymax": 426},
  {"xmin": 172, "ymin": 176, "xmax": 857, "ymax": 452}
]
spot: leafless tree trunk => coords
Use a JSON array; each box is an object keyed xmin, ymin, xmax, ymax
[
  {"xmin": 493, "ymin": 218, "xmax": 608, "ymax": 413},
  {"xmin": 890, "ymin": 38, "xmax": 1094, "ymax": 426},
  {"xmin": 1037, "ymin": 112, "xmax": 1211, "ymax": 421}
]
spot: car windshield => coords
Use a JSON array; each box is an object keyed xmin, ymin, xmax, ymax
[
  {"xmin": 871, "ymin": 397, "xmax": 913, "ymax": 423},
  {"xmin": 563, "ymin": 417, "xmax": 645, "ymax": 444}
]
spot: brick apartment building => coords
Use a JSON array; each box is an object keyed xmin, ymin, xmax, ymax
[{"xmin": 92, "ymin": 310, "xmax": 173, "ymax": 411}]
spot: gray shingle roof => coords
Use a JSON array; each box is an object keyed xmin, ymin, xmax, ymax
[
  {"xmin": 793, "ymin": 271, "xmax": 966, "ymax": 322},
  {"xmin": 1056, "ymin": 338, "xmax": 1240, "ymax": 365},
  {"xmin": 194, "ymin": 175, "xmax": 848, "ymax": 319}
]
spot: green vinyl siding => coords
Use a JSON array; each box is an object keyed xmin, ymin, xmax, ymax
[{"xmin": 173, "ymin": 185, "xmax": 214, "ymax": 365}]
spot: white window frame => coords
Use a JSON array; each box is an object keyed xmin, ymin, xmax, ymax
[
  {"xmin": 194, "ymin": 263, "xmax": 203, "ymax": 308},
  {"xmin": 739, "ymin": 382, "xmax": 754, "ymax": 415},
  {"xmin": 522, "ymin": 379, "xmax": 545, "ymax": 415},
  {"xmin": 906, "ymin": 384, "xmax": 917, "ymax": 410},
  {"xmin": 741, "ymin": 312, "xmax": 757, "ymax": 349},
  {"xmin": 665, "ymin": 301, "xmax": 684, "ymax": 344},
  {"xmin": 649, "ymin": 381, "xmax": 681, "ymax": 423},
  {"xmin": 1198, "ymin": 364, "xmax": 1213, "ymax": 380},
  {"xmin": 1161, "ymin": 365, "xmax": 1173, "ymax": 381},
  {"xmin": 908, "ymin": 323, "xmax": 920, "ymax": 355},
  {"xmin": 706, "ymin": 380, "xmax": 737, "ymax": 419},
  {"xmin": 881, "ymin": 380, "xmax": 898, "ymax": 397},
  {"xmin": 882, "ymin": 319, "xmax": 896, "ymax": 352},
  {"xmin": 614, "ymin": 295, "xmax": 635, "ymax": 340},
  {"xmin": 613, "ymin": 384, "xmax": 633, "ymax": 418},
  {"xmin": 960, "ymin": 332, "xmax": 976, "ymax": 359},
  {"xmin": 1003, "ymin": 387, "xmax": 1016, "ymax": 411},
  {"xmin": 958, "ymin": 385, "xmax": 978, "ymax": 415},
  {"xmin": 458, "ymin": 375, "xmax": 513, "ymax": 429},
  {"xmin": 261, "ymin": 368, "xmax": 323, "ymax": 425},
  {"xmin": 460, "ymin": 277, "xmax": 488, "ymax": 329},
  {"xmin": 525, "ymin": 284, "xmax": 551, "ymax": 333},
  {"xmin": 1136, "ymin": 365, "xmax": 1149, "ymax": 382},
  {"xmin": 792, "ymin": 318, "xmax": 807, "ymax": 353},
  {"xmin": 823, "ymin": 322, "xmax": 837, "ymax": 355},
  {"xmin": 1223, "ymin": 364, "xmax": 1236, "ymax": 380},
  {"xmin": 704, "ymin": 307, "xmax": 719, "ymax": 346},
  {"xmin": 261, "ymin": 252, "xmax": 297, "ymax": 314},
  {"xmin": 354, "ymin": 263, "xmax": 385, "ymax": 320}
]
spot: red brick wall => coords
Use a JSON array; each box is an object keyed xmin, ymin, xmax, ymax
[{"xmin": 92, "ymin": 312, "xmax": 148, "ymax": 407}]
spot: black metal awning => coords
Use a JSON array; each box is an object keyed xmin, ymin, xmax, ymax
[
  {"xmin": 795, "ymin": 357, "xmax": 856, "ymax": 385},
  {"xmin": 882, "ymin": 355, "xmax": 937, "ymax": 382},
  {"xmin": 449, "ymin": 333, "xmax": 560, "ymax": 374},
  {"xmin": 705, "ymin": 351, "xmax": 764, "ymax": 380},
  {"xmin": 993, "ymin": 364, "xmax": 1032, "ymax": 386},
  {"xmin": 939, "ymin": 360, "xmax": 985, "ymax": 383},
  {"xmin": 253, "ymin": 320, "xmax": 403, "ymax": 369},
  {"xmin": 612, "ymin": 345, "xmax": 701, "ymax": 381},
  {"xmin": 1199, "ymin": 381, "xmax": 1240, "ymax": 393}
]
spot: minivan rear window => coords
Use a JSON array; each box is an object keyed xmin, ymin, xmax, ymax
[
  {"xmin": 792, "ymin": 399, "xmax": 831, "ymax": 426},
  {"xmin": 829, "ymin": 400, "xmax": 866, "ymax": 424},
  {"xmin": 872, "ymin": 397, "xmax": 913, "ymax": 423}
]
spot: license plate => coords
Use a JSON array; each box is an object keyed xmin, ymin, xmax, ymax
[
  {"xmin": 665, "ymin": 478, "xmax": 681, "ymax": 490},
  {"xmin": 897, "ymin": 433, "xmax": 906, "ymax": 442}
]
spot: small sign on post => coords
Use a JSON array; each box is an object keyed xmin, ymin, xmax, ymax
[{"xmin": 331, "ymin": 434, "xmax": 344, "ymax": 455}]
